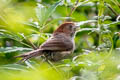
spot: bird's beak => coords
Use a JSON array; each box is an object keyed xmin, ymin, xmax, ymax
[
  {"xmin": 75, "ymin": 25, "xmax": 80, "ymax": 28},
  {"xmin": 74, "ymin": 23, "xmax": 80, "ymax": 31},
  {"xmin": 75, "ymin": 26, "xmax": 80, "ymax": 31},
  {"xmin": 74, "ymin": 25, "xmax": 80, "ymax": 31}
]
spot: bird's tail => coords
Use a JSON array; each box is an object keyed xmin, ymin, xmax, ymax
[{"xmin": 15, "ymin": 49, "xmax": 43, "ymax": 63}]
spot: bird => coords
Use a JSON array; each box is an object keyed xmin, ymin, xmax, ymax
[{"xmin": 15, "ymin": 22, "xmax": 79, "ymax": 62}]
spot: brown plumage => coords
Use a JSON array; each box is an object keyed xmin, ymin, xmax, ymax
[{"xmin": 15, "ymin": 22, "xmax": 79, "ymax": 62}]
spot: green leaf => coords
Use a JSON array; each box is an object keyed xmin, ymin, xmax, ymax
[
  {"xmin": 35, "ymin": 1, "xmax": 61, "ymax": 27},
  {"xmin": 0, "ymin": 47, "xmax": 33, "ymax": 53},
  {"xmin": 77, "ymin": 0, "xmax": 95, "ymax": 7},
  {"xmin": 0, "ymin": 30, "xmax": 32, "ymax": 48},
  {"xmin": 98, "ymin": 64, "xmax": 105, "ymax": 71},
  {"xmin": 77, "ymin": 28, "xmax": 98, "ymax": 32},
  {"xmin": 62, "ymin": 59, "xmax": 71, "ymax": 64},
  {"xmin": 104, "ymin": 21, "xmax": 120, "ymax": 26},
  {"xmin": 22, "ymin": 21, "xmax": 39, "ymax": 29},
  {"xmin": 75, "ymin": 20, "xmax": 97, "ymax": 26},
  {"xmin": 0, "ymin": 30, "xmax": 23, "ymax": 41},
  {"xmin": 0, "ymin": 64, "xmax": 28, "ymax": 71},
  {"xmin": 25, "ymin": 61, "xmax": 37, "ymax": 70},
  {"xmin": 36, "ymin": 4, "xmax": 47, "ymax": 26},
  {"xmin": 45, "ymin": 1, "xmax": 61, "ymax": 21}
]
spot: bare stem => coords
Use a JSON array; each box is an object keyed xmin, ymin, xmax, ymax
[
  {"xmin": 67, "ymin": 0, "xmax": 79, "ymax": 17},
  {"xmin": 26, "ymin": 39, "xmax": 38, "ymax": 50},
  {"xmin": 22, "ymin": 35, "xmax": 38, "ymax": 50},
  {"xmin": 98, "ymin": 0, "xmax": 104, "ymax": 45},
  {"xmin": 106, "ymin": 3, "xmax": 118, "ymax": 16}
]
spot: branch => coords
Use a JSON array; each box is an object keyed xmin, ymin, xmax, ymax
[
  {"xmin": 106, "ymin": 3, "xmax": 119, "ymax": 16},
  {"xmin": 67, "ymin": 0, "xmax": 79, "ymax": 17},
  {"xmin": 26, "ymin": 39, "xmax": 38, "ymax": 50},
  {"xmin": 20, "ymin": 34, "xmax": 38, "ymax": 50}
]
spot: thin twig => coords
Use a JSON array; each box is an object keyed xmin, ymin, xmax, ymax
[
  {"xmin": 26, "ymin": 39, "xmax": 38, "ymax": 50},
  {"xmin": 106, "ymin": 3, "xmax": 118, "ymax": 16},
  {"xmin": 67, "ymin": 0, "xmax": 79, "ymax": 17},
  {"xmin": 113, "ymin": 0, "xmax": 120, "ymax": 8},
  {"xmin": 21, "ymin": 34, "xmax": 38, "ymax": 50},
  {"xmin": 46, "ymin": 60, "xmax": 59, "ymax": 72},
  {"xmin": 46, "ymin": 60, "xmax": 64, "ymax": 78}
]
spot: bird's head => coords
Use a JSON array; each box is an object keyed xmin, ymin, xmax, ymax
[{"xmin": 53, "ymin": 22, "xmax": 79, "ymax": 38}]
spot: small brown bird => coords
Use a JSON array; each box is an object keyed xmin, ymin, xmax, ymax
[{"xmin": 15, "ymin": 22, "xmax": 79, "ymax": 62}]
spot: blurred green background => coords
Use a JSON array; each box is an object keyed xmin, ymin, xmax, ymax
[{"xmin": 0, "ymin": 0, "xmax": 120, "ymax": 80}]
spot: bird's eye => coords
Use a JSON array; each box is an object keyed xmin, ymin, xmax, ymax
[{"xmin": 69, "ymin": 25, "xmax": 73, "ymax": 30}]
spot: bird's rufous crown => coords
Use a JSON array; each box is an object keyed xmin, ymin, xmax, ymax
[{"xmin": 54, "ymin": 22, "xmax": 75, "ymax": 33}]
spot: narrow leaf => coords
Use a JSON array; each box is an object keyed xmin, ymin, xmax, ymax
[
  {"xmin": 0, "ymin": 64, "xmax": 28, "ymax": 71},
  {"xmin": 36, "ymin": 4, "xmax": 47, "ymax": 26},
  {"xmin": 0, "ymin": 47, "xmax": 33, "ymax": 53},
  {"xmin": 75, "ymin": 20, "xmax": 97, "ymax": 26},
  {"xmin": 77, "ymin": 28, "xmax": 97, "ymax": 32},
  {"xmin": 35, "ymin": 1, "xmax": 61, "ymax": 26},
  {"xmin": 44, "ymin": 1, "xmax": 61, "ymax": 24}
]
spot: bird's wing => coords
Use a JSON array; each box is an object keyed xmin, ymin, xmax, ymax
[{"xmin": 40, "ymin": 36, "xmax": 73, "ymax": 51}]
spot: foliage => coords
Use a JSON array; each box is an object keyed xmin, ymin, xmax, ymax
[{"xmin": 0, "ymin": 0, "xmax": 120, "ymax": 80}]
